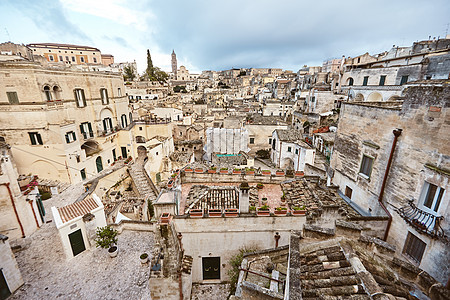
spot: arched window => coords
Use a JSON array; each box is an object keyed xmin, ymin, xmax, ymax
[
  {"xmin": 348, "ymin": 77, "xmax": 354, "ymax": 86},
  {"xmin": 44, "ymin": 86, "xmax": 52, "ymax": 101},
  {"xmin": 53, "ymin": 86, "xmax": 61, "ymax": 100}
]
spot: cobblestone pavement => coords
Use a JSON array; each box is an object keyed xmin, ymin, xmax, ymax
[
  {"xmin": 191, "ymin": 283, "xmax": 230, "ymax": 300},
  {"xmin": 10, "ymin": 180, "xmax": 155, "ymax": 300}
]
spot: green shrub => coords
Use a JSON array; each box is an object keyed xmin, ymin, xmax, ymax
[
  {"xmin": 227, "ymin": 246, "xmax": 259, "ymax": 295},
  {"xmin": 40, "ymin": 192, "xmax": 51, "ymax": 200},
  {"xmin": 94, "ymin": 226, "xmax": 118, "ymax": 249}
]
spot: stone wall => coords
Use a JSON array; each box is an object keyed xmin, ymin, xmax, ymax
[
  {"xmin": 0, "ymin": 236, "xmax": 23, "ymax": 295},
  {"xmin": 330, "ymin": 83, "xmax": 450, "ymax": 283}
]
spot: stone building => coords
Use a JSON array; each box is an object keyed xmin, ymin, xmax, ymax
[
  {"xmin": 0, "ymin": 142, "xmax": 43, "ymax": 240},
  {"xmin": 245, "ymin": 116, "xmax": 288, "ymax": 156},
  {"xmin": 0, "ymin": 234, "xmax": 24, "ymax": 298},
  {"xmin": 330, "ymin": 80, "xmax": 449, "ymax": 284},
  {"xmin": 270, "ymin": 129, "xmax": 315, "ymax": 171},
  {"xmin": 27, "ymin": 43, "xmax": 104, "ymax": 65},
  {"xmin": 0, "ymin": 58, "xmax": 132, "ymax": 184},
  {"xmin": 205, "ymin": 127, "xmax": 249, "ymax": 162}
]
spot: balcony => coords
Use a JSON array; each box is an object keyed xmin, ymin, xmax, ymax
[
  {"xmin": 396, "ymin": 200, "xmax": 447, "ymax": 242},
  {"xmin": 97, "ymin": 126, "xmax": 119, "ymax": 137},
  {"xmin": 46, "ymin": 100, "xmax": 65, "ymax": 109}
]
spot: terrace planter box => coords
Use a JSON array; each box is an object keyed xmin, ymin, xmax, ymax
[
  {"xmin": 189, "ymin": 209, "xmax": 203, "ymax": 218},
  {"xmin": 233, "ymin": 169, "xmax": 242, "ymax": 175},
  {"xmin": 245, "ymin": 171, "xmax": 255, "ymax": 175},
  {"xmin": 220, "ymin": 169, "xmax": 228, "ymax": 174},
  {"xmin": 160, "ymin": 213, "xmax": 171, "ymax": 224},
  {"xmin": 224, "ymin": 208, "xmax": 239, "ymax": 217},
  {"xmin": 208, "ymin": 169, "xmax": 217, "ymax": 174},
  {"xmin": 276, "ymin": 171, "xmax": 285, "ymax": 176},
  {"xmin": 295, "ymin": 171, "xmax": 305, "ymax": 177},
  {"xmin": 262, "ymin": 171, "xmax": 271, "ymax": 176},
  {"xmin": 185, "ymin": 168, "xmax": 193, "ymax": 173},
  {"xmin": 208, "ymin": 209, "xmax": 222, "ymax": 217},
  {"xmin": 274, "ymin": 209, "xmax": 288, "ymax": 216},
  {"xmin": 292, "ymin": 210, "xmax": 306, "ymax": 216},
  {"xmin": 257, "ymin": 208, "xmax": 270, "ymax": 216},
  {"xmin": 167, "ymin": 180, "xmax": 174, "ymax": 188},
  {"xmin": 194, "ymin": 168, "xmax": 203, "ymax": 173}
]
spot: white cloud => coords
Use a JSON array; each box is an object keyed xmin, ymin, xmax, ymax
[{"xmin": 59, "ymin": 0, "xmax": 153, "ymax": 31}]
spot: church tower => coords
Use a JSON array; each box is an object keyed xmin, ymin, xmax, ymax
[{"xmin": 171, "ymin": 50, "xmax": 177, "ymax": 79}]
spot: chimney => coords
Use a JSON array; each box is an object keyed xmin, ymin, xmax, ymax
[{"xmin": 239, "ymin": 182, "xmax": 250, "ymax": 213}]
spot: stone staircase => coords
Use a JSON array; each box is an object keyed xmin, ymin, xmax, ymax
[{"xmin": 128, "ymin": 158, "xmax": 158, "ymax": 205}]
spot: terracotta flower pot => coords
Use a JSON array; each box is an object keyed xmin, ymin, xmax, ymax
[
  {"xmin": 224, "ymin": 208, "xmax": 239, "ymax": 217},
  {"xmin": 276, "ymin": 171, "xmax": 285, "ymax": 176},
  {"xmin": 160, "ymin": 213, "xmax": 171, "ymax": 224},
  {"xmin": 292, "ymin": 210, "xmax": 306, "ymax": 216},
  {"xmin": 295, "ymin": 171, "xmax": 304, "ymax": 177},
  {"xmin": 194, "ymin": 168, "xmax": 203, "ymax": 173},
  {"xmin": 257, "ymin": 208, "xmax": 270, "ymax": 216},
  {"xmin": 220, "ymin": 169, "xmax": 228, "ymax": 174},
  {"xmin": 185, "ymin": 168, "xmax": 193, "ymax": 173},
  {"xmin": 190, "ymin": 209, "xmax": 203, "ymax": 218},
  {"xmin": 208, "ymin": 209, "xmax": 222, "ymax": 217}
]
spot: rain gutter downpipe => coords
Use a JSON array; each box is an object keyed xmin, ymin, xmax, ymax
[
  {"xmin": 379, "ymin": 129, "xmax": 402, "ymax": 241},
  {"xmin": 2, "ymin": 182, "xmax": 25, "ymax": 238}
]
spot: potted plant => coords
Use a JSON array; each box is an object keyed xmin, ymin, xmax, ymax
[
  {"xmin": 190, "ymin": 209, "xmax": 203, "ymax": 218},
  {"xmin": 194, "ymin": 168, "xmax": 203, "ymax": 173},
  {"xmin": 261, "ymin": 197, "xmax": 268, "ymax": 205},
  {"xmin": 249, "ymin": 206, "xmax": 256, "ymax": 214},
  {"xmin": 208, "ymin": 208, "xmax": 222, "ymax": 217},
  {"xmin": 225, "ymin": 208, "xmax": 239, "ymax": 217},
  {"xmin": 220, "ymin": 167, "xmax": 228, "ymax": 174},
  {"xmin": 281, "ymin": 193, "xmax": 286, "ymax": 203},
  {"xmin": 256, "ymin": 183, "xmax": 264, "ymax": 189},
  {"xmin": 276, "ymin": 170, "xmax": 285, "ymax": 176},
  {"xmin": 295, "ymin": 171, "xmax": 305, "ymax": 177},
  {"xmin": 185, "ymin": 167, "xmax": 193, "ymax": 173},
  {"xmin": 167, "ymin": 180, "xmax": 174, "ymax": 188},
  {"xmin": 95, "ymin": 226, "xmax": 119, "ymax": 258},
  {"xmin": 274, "ymin": 207, "xmax": 288, "ymax": 216},
  {"xmin": 208, "ymin": 167, "xmax": 217, "ymax": 174},
  {"xmin": 257, "ymin": 205, "xmax": 270, "ymax": 216},
  {"xmin": 140, "ymin": 253, "xmax": 149, "ymax": 264},
  {"xmin": 262, "ymin": 170, "xmax": 271, "ymax": 176},
  {"xmin": 291, "ymin": 206, "xmax": 306, "ymax": 216},
  {"xmin": 160, "ymin": 212, "xmax": 171, "ymax": 224},
  {"xmin": 233, "ymin": 168, "xmax": 241, "ymax": 174},
  {"xmin": 245, "ymin": 168, "xmax": 255, "ymax": 175}
]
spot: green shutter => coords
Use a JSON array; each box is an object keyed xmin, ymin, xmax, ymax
[
  {"xmin": 36, "ymin": 133, "xmax": 43, "ymax": 145},
  {"xmin": 87, "ymin": 122, "xmax": 93, "ymax": 137},
  {"xmin": 29, "ymin": 132, "xmax": 36, "ymax": 145},
  {"xmin": 65, "ymin": 134, "xmax": 70, "ymax": 143},
  {"xmin": 81, "ymin": 89, "xmax": 86, "ymax": 106}
]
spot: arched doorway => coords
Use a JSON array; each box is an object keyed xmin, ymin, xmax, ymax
[
  {"xmin": 355, "ymin": 93, "xmax": 364, "ymax": 101},
  {"xmin": 137, "ymin": 145, "xmax": 147, "ymax": 161},
  {"xmin": 96, "ymin": 156, "xmax": 103, "ymax": 173},
  {"xmin": 367, "ymin": 92, "xmax": 383, "ymax": 102}
]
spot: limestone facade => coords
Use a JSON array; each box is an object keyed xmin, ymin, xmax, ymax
[
  {"xmin": 0, "ymin": 60, "xmax": 131, "ymax": 184},
  {"xmin": 27, "ymin": 43, "xmax": 102, "ymax": 65},
  {"xmin": 330, "ymin": 81, "xmax": 449, "ymax": 284},
  {"xmin": 0, "ymin": 234, "xmax": 23, "ymax": 297}
]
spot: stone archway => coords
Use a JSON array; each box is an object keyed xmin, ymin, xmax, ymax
[
  {"xmin": 282, "ymin": 158, "xmax": 295, "ymax": 171},
  {"xmin": 367, "ymin": 92, "xmax": 383, "ymax": 102},
  {"xmin": 137, "ymin": 145, "xmax": 148, "ymax": 161}
]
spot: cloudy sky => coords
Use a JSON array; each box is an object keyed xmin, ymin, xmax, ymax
[{"xmin": 1, "ymin": 0, "xmax": 449, "ymax": 73}]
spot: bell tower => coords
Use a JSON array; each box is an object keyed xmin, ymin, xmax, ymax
[{"xmin": 171, "ymin": 50, "xmax": 177, "ymax": 79}]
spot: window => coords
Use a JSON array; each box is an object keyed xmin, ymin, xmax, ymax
[
  {"xmin": 272, "ymin": 139, "xmax": 276, "ymax": 150},
  {"xmin": 59, "ymin": 56, "xmax": 63, "ymax": 62},
  {"xmin": 93, "ymin": 58, "xmax": 97, "ymax": 63},
  {"xmin": 420, "ymin": 182, "xmax": 445, "ymax": 214},
  {"xmin": 348, "ymin": 77, "xmax": 354, "ymax": 86},
  {"xmin": 269, "ymin": 138, "xmax": 272, "ymax": 144},
  {"xmin": 49, "ymin": 55, "xmax": 54, "ymax": 61},
  {"xmin": 28, "ymin": 132, "xmax": 43, "ymax": 145},
  {"xmin": 202, "ymin": 257, "xmax": 220, "ymax": 280},
  {"xmin": 65, "ymin": 56, "xmax": 69, "ymax": 61},
  {"xmin": 80, "ymin": 169, "xmax": 86, "ymax": 180},
  {"xmin": 359, "ymin": 155, "xmax": 374, "ymax": 178},
  {"xmin": 100, "ymin": 88, "xmax": 109, "ymax": 104},
  {"xmin": 74, "ymin": 89, "xmax": 86, "ymax": 107},
  {"xmin": 6, "ymin": 92, "xmax": 19, "ymax": 104},
  {"xmin": 345, "ymin": 186, "xmax": 353, "ymax": 199},
  {"xmin": 287, "ymin": 146, "xmax": 292, "ymax": 152},
  {"xmin": 139, "ymin": 127, "xmax": 143, "ymax": 131},
  {"xmin": 72, "ymin": 56, "xmax": 75, "ymax": 62},
  {"xmin": 118, "ymin": 88, "xmax": 122, "ymax": 97},
  {"xmin": 379, "ymin": 75, "xmax": 386, "ymax": 86},
  {"xmin": 65, "ymin": 131, "xmax": 76, "ymax": 143},
  {"xmin": 79, "ymin": 122, "xmax": 93, "ymax": 139},
  {"xmin": 44, "ymin": 86, "xmax": 52, "ymax": 101},
  {"xmin": 102, "ymin": 117, "xmax": 113, "ymax": 132},
  {"xmin": 400, "ymin": 75, "xmax": 409, "ymax": 85},
  {"xmin": 80, "ymin": 57, "xmax": 85, "ymax": 63},
  {"xmin": 362, "ymin": 76, "xmax": 369, "ymax": 86},
  {"xmin": 120, "ymin": 114, "xmax": 127, "ymax": 128},
  {"xmin": 295, "ymin": 149, "xmax": 299, "ymax": 155},
  {"xmin": 250, "ymin": 137, "xmax": 255, "ymax": 144},
  {"xmin": 403, "ymin": 232, "xmax": 426, "ymax": 263}
]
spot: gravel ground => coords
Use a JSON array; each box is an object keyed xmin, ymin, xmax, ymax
[
  {"xmin": 9, "ymin": 177, "xmax": 155, "ymax": 300},
  {"xmin": 191, "ymin": 283, "xmax": 230, "ymax": 300}
]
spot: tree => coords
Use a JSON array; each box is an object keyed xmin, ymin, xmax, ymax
[
  {"xmin": 123, "ymin": 65, "xmax": 136, "ymax": 81},
  {"xmin": 153, "ymin": 67, "xmax": 169, "ymax": 83},
  {"xmin": 94, "ymin": 226, "xmax": 118, "ymax": 249},
  {"xmin": 146, "ymin": 49, "xmax": 154, "ymax": 79}
]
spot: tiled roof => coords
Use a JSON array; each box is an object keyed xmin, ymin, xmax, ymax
[
  {"xmin": 57, "ymin": 196, "xmax": 99, "ymax": 223},
  {"xmin": 27, "ymin": 43, "xmax": 100, "ymax": 52}
]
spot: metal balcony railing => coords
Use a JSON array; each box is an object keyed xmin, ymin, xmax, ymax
[{"xmin": 396, "ymin": 200, "xmax": 447, "ymax": 243}]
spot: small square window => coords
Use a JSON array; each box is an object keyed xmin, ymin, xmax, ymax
[
  {"xmin": 359, "ymin": 155, "xmax": 374, "ymax": 178},
  {"xmin": 6, "ymin": 92, "xmax": 19, "ymax": 104},
  {"xmin": 287, "ymin": 146, "xmax": 292, "ymax": 152},
  {"xmin": 345, "ymin": 186, "xmax": 353, "ymax": 199},
  {"xmin": 250, "ymin": 137, "xmax": 255, "ymax": 144},
  {"xmin": 29, "ymin": 132, "xmax": 43, "ymax": 145},
  {"xmin": 65, "ymin": 131, "xmax": 77, "ymax": 143},
  {"xmin": 403, "ymin": 232, "xmax": 426, "ymax": 264},
  {"xmin": 295, "ymin": 149, "xmax": 298, "ymax": 155}
]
